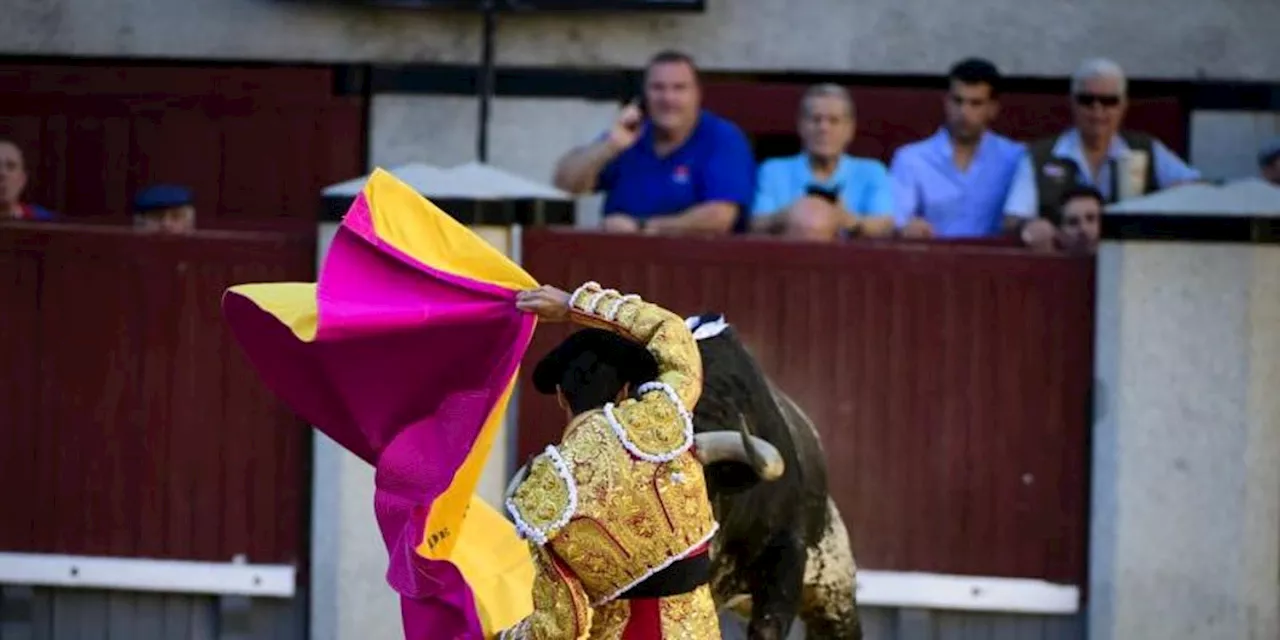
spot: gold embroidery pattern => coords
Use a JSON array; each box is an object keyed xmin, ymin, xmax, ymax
[
  {"xmin": 549, "ymin": 417, "xmax": 717, "ymax": 602},
  {"xmin": 509, "ymin": 453, "xmax": 575, "ymax": 541},
  {"xmin": 659, "ymin": 585, "xmax": 723, "ymax": 638},
  {"xmin": 520, "ymin": 545, "xmax": 592, "ymax": 640},
  {"xmin": 609, "ymin": 391, "xmax": 688, "ymax": 459},
  {"xmin": 585, "ymin": 600, "xmax": 630, "ymax": 639}
]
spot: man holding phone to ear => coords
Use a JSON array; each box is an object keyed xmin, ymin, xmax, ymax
[{"xmin": 551, "ymin": 50, "xmax": 756, "ymax": 236}]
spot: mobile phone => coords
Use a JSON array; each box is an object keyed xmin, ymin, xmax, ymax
[
  {"xmin": 624, "ymin": 93, "xmax": 648, "ymax": 118},
  {"xmin": 805, "ymin": 184, "xmax": 839, "ymax": 204}
]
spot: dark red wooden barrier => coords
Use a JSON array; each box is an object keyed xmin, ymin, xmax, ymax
[
  {"xmin": 0, "ymin": 63, "xmax": 364, "ymax": 231},
  {"xmin": 517, "ymin": 230, "xmax": 1095, "ymax": 585},
  {"xmin": 0, "ymin": 222, "xmax": 314, "ymax": 564}
]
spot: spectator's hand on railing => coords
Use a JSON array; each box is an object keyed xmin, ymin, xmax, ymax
[
  {"xmin": 901, "ymin": 218, "xmax": 935, "ymax": 240},
  {"xmin": 602, "ymin": 213, "xmax": 642, "ymax": 233},
  {"xmin": 1020, "ymin": 219, "xmax": 1059, "ymax": 252}
]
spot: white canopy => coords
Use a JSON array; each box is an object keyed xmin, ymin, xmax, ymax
[
  {"xmin": 321, "ymin": 162, "xmax": 569, "ymax": 201},
  {"xmin": 1105, "ymin": 178, "xmax": 1280, "ymax": 217}
]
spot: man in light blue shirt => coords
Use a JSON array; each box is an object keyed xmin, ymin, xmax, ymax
[
  {"xmin": 1003, "ymin": 58, "xmax": 1201, "ymax": 224},
  {"xmin": 751, "ymin": 84, "xmax": 895, "ymax": 241},
  {"xmin": 890, "ymin": 58, "xmax": 1035, "ymax": 240}
]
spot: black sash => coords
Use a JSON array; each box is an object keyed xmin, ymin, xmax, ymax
[{"xmin": 616, "ymin": 552, "xmax": 711, "ymax": 600}]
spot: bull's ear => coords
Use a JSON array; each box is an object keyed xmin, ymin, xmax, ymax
[{"xmin": 703, "ymin": 461, "xmax": 765, "ymax": 495}]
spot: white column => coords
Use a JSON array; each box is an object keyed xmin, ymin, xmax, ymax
[
  {"xmin": 309, "ymin": 221, "xmax": 402, "ymax": 640},
  {"xmin": 1090, "ymin": 240, "xmax": 1280, "ymax": 640}
]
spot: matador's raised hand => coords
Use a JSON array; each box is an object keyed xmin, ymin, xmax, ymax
[{"xmin": 515, "ymin": 285, "xmax": 571, "ymax": 322}]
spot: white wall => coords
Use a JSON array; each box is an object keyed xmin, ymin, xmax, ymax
[
  {"xmin": 1190, "ymin": 111, "xmax": 1280, "ymax": 181},
  {"xmin": 1091, "ymin": 241, "xmax": 1280, "ymax": 640},
  {"xmin": 369, "ymin": 94, "xmax": 612, "ymax": 226},
  {"xmin": 4, "ymin": 0, "xmax": 1280, "ymax": 80}
]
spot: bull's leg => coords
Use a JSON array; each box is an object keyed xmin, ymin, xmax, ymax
[
  {"xmin": 800, "ymin": 497, "xmax": 862, "ymax": 639},
  {"xmin": 745, "ymin": 531, "xmax": 806, "ymax": 640}
]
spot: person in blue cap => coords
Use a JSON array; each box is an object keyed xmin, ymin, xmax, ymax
[
  {"xmin": 1259, "ymin": 137, "xmax": 1280, "ymax": 187},
  {"xmin": 133, "ymin": 184, "xmax": 196, "ymax": 233}
]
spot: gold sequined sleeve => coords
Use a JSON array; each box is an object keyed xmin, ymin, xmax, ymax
[
  {"xmin": 498, "ymin": 544, "xmax": 592, "ymax": 640},
  {"xmin": 566, "ymin": 281, "xmax": 702, "ymax": 411}
]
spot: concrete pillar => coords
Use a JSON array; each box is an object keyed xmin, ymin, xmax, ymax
[{"xmin": 1090, "ymin": 218, "xmax": 1280, "ymax": 640}]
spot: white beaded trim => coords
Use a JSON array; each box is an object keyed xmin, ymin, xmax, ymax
[
  {"xmin": 567, "ymin": 281, "xmax": 601, "ymax": 311},
  {"xmin": 601, "ymin": 381, "xmax": 695, "ymax": 464},
  {"xmin": 592, "ymin": 522, "xmax": 721, "ymax": 606},
  {"xmin": 582, "ymin": 288, "xmax": 618, "ymax": 315},
  {"xmin": 603, "ymin": 294, "xmax": 641, "ymax": 321},
  {"xmin": 504, "ymin": 445, "xmax": 579, "ymax": 546}
]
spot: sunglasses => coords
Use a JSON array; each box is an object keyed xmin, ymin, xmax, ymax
[{"xmin": 1074, "ymin": 93, "xmax": 1122, "ymax": 108}]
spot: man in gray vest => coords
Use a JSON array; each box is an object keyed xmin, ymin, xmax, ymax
[{"xmin": 1003, "ymin": 58, "xmax": 1200, "ymax": 231}]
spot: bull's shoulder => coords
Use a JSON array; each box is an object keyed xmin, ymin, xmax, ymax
[{"xmin": 506, "ymin": 446, "xmax": 578, "ymax": 546}]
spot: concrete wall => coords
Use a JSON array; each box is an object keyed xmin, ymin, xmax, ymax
[
  {"xmin": 370, "ymin": 94, "xmax": 612, "ymax": 227},
  {"xmin": 1091, "ymin": 241, "xmax": 1280, "ymax": 640},
  {"xmin": 5, "ymin": 0, "xmax": 1280, "ymax": 80},
  {"xmin": 1189, "ymin": 111, "xmax": 1280, "ymax": 181}
]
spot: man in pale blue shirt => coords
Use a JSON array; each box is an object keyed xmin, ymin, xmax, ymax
[
  {"xmin": 751, "ymin": 84, "xmax": 895, "ymax": 241},
  {"xmin": 1003, "ymin": 58, "xmax": 1201, "ymax": 227},
  {"xmin": 890, "ymin": 58, "xmax": 1038, "ymax": 240}
]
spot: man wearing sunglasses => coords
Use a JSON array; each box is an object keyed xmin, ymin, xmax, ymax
[{"xmin": 1003, "ymin": 58, "xmax": 1200, "ymax": 246}]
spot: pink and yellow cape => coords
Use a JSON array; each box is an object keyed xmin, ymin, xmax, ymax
[{"xmin": 222, "ymin": 169, "xmax": 537, "ymax": 639}]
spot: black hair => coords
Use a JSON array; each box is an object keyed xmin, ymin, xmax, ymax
[
  {"xmin": 533, "ymin": 328, "xmax": 658, "ymax": 415},
  {"xmin": 645, "ymin": 49, "xmax": 700, "ymax": 83},
  {"xmin": 948, "ymin": 58, "xmax": 1003, "ymax": 97},
  {"xmin": 1059, "ymin": 184, "xmax": 1105, "ymax": 209},
  {"xmin": 557, "ymin": 351, "xmax": 629, "ymax": 414}
]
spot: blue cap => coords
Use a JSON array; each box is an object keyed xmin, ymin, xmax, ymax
[
  {"xmin": 1259, "ymin": 137, "xmax": 1280, "ymax": 167},
  {"xmin": 134, "ymin": 184, "xmax": 193, "ymax": 212}
]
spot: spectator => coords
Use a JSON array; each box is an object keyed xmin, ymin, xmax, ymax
[
  {"xmin": 1004, "ymin": 58, "xmax": 1200, "ymax": 247},
  {"xmin": 1057, "ymin": 184, "xmax": 1103, "ymax": 252},
  {"xmin": 0, "ymin": 139, "xmax": 56, "ymax": 221},
  {"xmin": 1259, "ymin": 137, "xmax": 1280, "ymax": 187},
  {"xmin": 751, "ymin": 84, "xmax": 895, "ymax": 241},
  {"xmin": 551, "ymin": 50, "xmax": 755, "ymax": 235},
  {"xmin": 889, "ymin": 59, "xmax": 1030, "ymax": 240},
  {"xmin": 133, "ymin": 184, "xmax": 196, "ymax": 234}
]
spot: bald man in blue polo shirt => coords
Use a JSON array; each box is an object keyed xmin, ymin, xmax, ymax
[{"xmin": 552, "ymin": 50, "xmax": 756, "ymax": 235}]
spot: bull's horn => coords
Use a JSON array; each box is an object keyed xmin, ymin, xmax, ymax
[{"xmin": 693, "ymin": 432, "xmax": 785, "ymax": 481}]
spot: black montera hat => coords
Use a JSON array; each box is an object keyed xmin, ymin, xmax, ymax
[{"xmin": 532, "ymin": 328, "xmax": 659, "ymax": 395}]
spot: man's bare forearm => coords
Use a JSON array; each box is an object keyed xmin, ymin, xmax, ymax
[
  {"xmin": 552, "ymin": 139, "xmax": 622, "ymax": 194},
  {"xmin": 648, "ymin": 202, "xmax": 739, "ymax": 234}
]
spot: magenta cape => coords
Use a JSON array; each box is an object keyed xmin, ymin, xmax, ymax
[{"xmin": 222, "ymin": 169, "xmax": 537, "ymax": 638}]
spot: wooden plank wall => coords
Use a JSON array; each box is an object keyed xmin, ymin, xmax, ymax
[
  {"xmin": 516, "ymin": 230, "xmax": 1096, "ymax": 586},
  {"xmin": 0, "ymin": 585, "xmax": 304, "ymax": 640},
  {"xmin": 0, "ymin": 63, "xmax": 364, "ymax": 231},
  {"xmin": 0, "ymin": 223, "xmax": 313, "ymax": 564}
]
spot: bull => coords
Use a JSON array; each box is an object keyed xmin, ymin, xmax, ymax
[{"xmin": 685, "ymin": 313, "xmax": 861, "ymax": 640}]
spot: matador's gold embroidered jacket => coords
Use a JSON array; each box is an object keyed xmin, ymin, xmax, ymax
[{"xmin": 499, "ymin": 282, "xmax": 722, "ymax": 639}]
